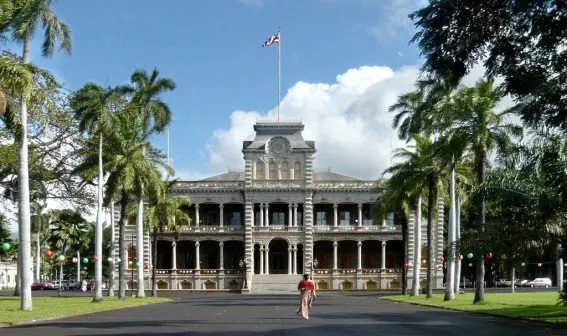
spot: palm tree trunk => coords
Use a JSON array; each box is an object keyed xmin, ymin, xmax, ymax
[
  {"xmin": 454, "ymin": 196, "xmax": 462, "ymax": 293},
  {"xmin": 151, "ymin": 228, "xmax": 158, "ymax": 297},
  {"xmin": 93, "ymin": 133, "xmax": 104, "ymax": 302},
  {"xmin": 444, "ymin": 163, "xmax": 456, "ymax": 301},
  {"xmin": 136, "ymin": 195, "xmax": 145, "ymax": 297},
  {"xmin": 18, "ymin": 35, "xmax": 33, "ymax": 311},
  {"xmin": 401, "ymin": 217, "xmax": 408, "ymax": 295},
  {"xmin": 108, "ymin": 203, "xmax": 115, "ymax": 297},
  {"xmin": 474, "ymin": 151, "xmax": 487, "ymax": 303},
  {"xmin": 411, "ymin": 195, "xmax": 422, "ymax": 296},
  {"xmin": 511, "ymin": 267, "xmax": 516, "ymax": 293},
  {"xmin": 118, "ymin": 190, "xmax": 128, "ymax": 300},
  {"xmin": 426, "ymin": 176, "xmax": 436, "ymax": 298},
  {"xmin": 36, "ymin": 234, "xmax": 40, "ymax": 282}
]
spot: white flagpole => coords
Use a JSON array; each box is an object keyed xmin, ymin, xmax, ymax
[{"xmin": 278, "ymin": 27, "xmax": 281, "ymax": 123}]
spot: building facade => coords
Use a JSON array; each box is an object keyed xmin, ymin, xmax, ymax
[{"xmin": 116, "ymin": 121, "xmax": 444, "ymax": 292}]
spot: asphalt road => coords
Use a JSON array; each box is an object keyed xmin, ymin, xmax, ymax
[{"xmin": 2, "ymin": 291, "xmax": 567, "ymax": 336}]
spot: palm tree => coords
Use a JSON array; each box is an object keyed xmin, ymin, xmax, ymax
[
  {"xmin": 385, "ymin": 134, "xmax": 447, "ymax": 298},
  {"xmin": 30, "ymin": 201, "xmax": 49, "ymax": 282},
  {"xmin": 1, "ymin": 0, "xmax": 71, "ymax": 311},
  {"xmin": 119, "ymin": 68, "xmax": 175, "ymax": 297},
  {"xmin": 79, "ymin": 109, "xmax": 171, "ymax": 299},
  {"xmin": 69, "ymin": 83, "xmax": 119, "ymax": 303},
  {"xmin": 146, "ymin": 180, "xmax": 191, "ymax": 297},
  {"xmin": 440, "ymin": 79, "xmax": 522, "ymax": 303},
  {"xmin": 47, "ymin": 209, "xmax": 90, "ymax": 297},
  {"xmin": 372, "ymin": 177, "xmax": 417, "ymax": 295}
]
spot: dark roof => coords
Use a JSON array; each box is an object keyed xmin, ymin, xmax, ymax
[
  {"xmin": 313, "ymin": 171, "xmax": 361, "ymax": 182},
  {"xmin": 198, "ymin": 171, "xmax": 245, "ymax": 181}
]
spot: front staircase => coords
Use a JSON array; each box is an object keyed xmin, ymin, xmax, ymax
[{"xmin": 251, "ymin": 274, "xmax": 302, "ymax": 294}]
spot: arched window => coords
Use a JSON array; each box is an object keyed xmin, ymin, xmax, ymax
[
  {"xmin": 281, "ymin": 161, "xmax": 289, "ymax": 180},
  {"xmin": 294, "ymin": 162, "xmax": 302, "ymax": 180},
  {"xmin": 269, "ymin": 161, "xmax": 277, "ymax": 180},
  {"xmin": 256, "ymin": 161, "xmax": 265, "ymax": 179}
]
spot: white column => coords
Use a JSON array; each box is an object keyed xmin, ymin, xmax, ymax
[
  {"xmin": 290, "ymin": 163, "xmax": 295, "ymax": 180},
  {"xmin": 333, "ymin": 241, "xmax": 338, "ymax": 270},
  {"xmin": 251, "ymin": 205, "xmax": 255, "ymax": 228},
  {"xmin": 219, "ymin": 242, "xmax": 224, "ymax": 270},
  {"xmin": 264, "ymin": 246, "xmax": 270, "ymax": 274},
  {"xmin": 358, "ymin": 204, "xmax": 363, "ymax": 227},
  {"xmin": 333, "ymin": 204, "xmax": 338, "ymax": 227},
  {"xmin": 219, "ymin": 204, "xmax": 224, "ymax": 227},
  {"xmin": 292, "ymin": 245, "xmax": 297, "ymax": 274},
  {"xmin": 288, "ymin": 247, "xmax": 292, "ymax": 274},
  {"xmin": 172, "ymin": 242, "xmax": 177, "ymax": 270},
  {"xmin": 277, "ymin": 162, "xmax": 281, "ymax": 180},
  {"xmin": 264, "ymin": 204, "xmax": 270, "ymax": 227},
  {"xmin": 357, "ymin": 241, "xmax": 362, "ymax": 270},
  {"xmin": 195, "ymin": 204, "xmax": 200, "ymax": 227},
  {"xmin": 259, "ymin": 203, "xmax": 264, "ymax": 227},
  {"xmin": 381, "ymin": 241, "xmax": 386, "ymax": 269},
  {"xmin": 259, "ymin": 245, "xmax": 264, "ymax": 274},
  {"xmin": 288, "ymin": 204, "xmax": 293, "ymax": 227},
  {"xmin": 195, "ymin": 241, "xmax": 200, "ymax": 270},
  {"xmin": 293, "ymin": 204, "xmax": 298, "ymax": 227}
]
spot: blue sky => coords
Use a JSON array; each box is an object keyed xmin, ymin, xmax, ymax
[{"xmin": 14, "ymin": 0, "xmax": 427, "ymax": 180}]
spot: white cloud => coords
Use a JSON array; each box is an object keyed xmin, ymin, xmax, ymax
[
  {"xmin": 199, "ymin": 63, "xmax": 518, "ymax": 182},
  {"xmin": 204, "ymin": 65, "xmax": 416, "ymax": 180}
]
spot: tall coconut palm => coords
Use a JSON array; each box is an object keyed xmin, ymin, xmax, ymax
[
  {"xmin": 30, "ymin": 201, "xmax": 49, "ymax": 282},
  {"xmin": 372, "ymin": 177, "xmax": 417, "ymax": 295},
  {"xmin": 83, "ymin": 109, "xmax": 171, "ymax": 299},
  {"xmin": 146, "ymin": 181, "xmax": 191, "ymax": 297},
  {"xmin": 2, "ymin": 0, "xmax": 71, "ymax": 310},
  {"xmin": 69, "ymin": 83, "xmax": 118, "ymax": 303},
  {"xmin": 385, "ymin": 134, "xmax": 447, "ymax": 298},
  {"xmin": 440, "ymin": 79, "xmax": 522, "ymax": 303},
  {"xmin": 119, "ymin": 68, "xmax": 175, "ymax": 297}
]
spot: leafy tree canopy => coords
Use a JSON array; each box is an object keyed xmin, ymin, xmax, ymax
[{"xmin": 410, "ymin": 0, "xmax": 567, "ymax": 129}]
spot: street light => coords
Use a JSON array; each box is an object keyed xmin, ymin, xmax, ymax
[{"xmin": 239, "ymin": 257, "xmax": 251, "ymax": 289}]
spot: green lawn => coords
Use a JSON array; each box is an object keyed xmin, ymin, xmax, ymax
[
  {"xmin": 0, "ymin": 295, "xmax": 170, "ymax": 327},
  {"xmin": 385, "ymin": 292, "xmax": 567, "ymax": 324}
]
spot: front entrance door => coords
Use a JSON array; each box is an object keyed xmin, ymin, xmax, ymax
[
  {"xmin": 271, "ymin": 252, "xmax": 286, "ymax": 274},
  {"xmin": 268, "ymin": 239, "xmax": 288, "ymax": 274}
]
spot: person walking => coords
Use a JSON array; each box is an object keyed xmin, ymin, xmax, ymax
[{"xmin": 295, "ymin": 274, "xmax": 315, "ymax": 319}]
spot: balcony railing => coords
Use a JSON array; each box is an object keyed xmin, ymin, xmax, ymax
[
  {"xmin": 312, "ymin": 268, "xmax": 402, "ymax": 275},
  {"xmin": 172, "ymin": 181, "xmax": 244, "ymax": 191},
  {"xmin": 314, "ymin": 181, "xmax": 376, "ymax": 190},
  {"xmin": 313, "ymin": 225, "xmax": 401, "ymax": 232},
  {"xmin": 252, "ymin": 226, "xmax": 304, "ymax": 232},
  {"xmin": 251, "ymin": 180, "xmax": 305, "ymax": 189},
  {"xmin": 155, "ymin": 269, "xmax": 244, "ymax": 275}
]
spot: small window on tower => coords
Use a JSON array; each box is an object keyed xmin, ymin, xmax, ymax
[
  {"xmin": 256, "ymin": 161, "xmax": 265, "ymax": 179},
  {"xmin": 269, "ymin": 161, "xmax": 277, "ymax": 179},
  {"xmin": 294, "ymin": 162, "xmax": 301, "ymax": 180},
  {"xmin": 281, "ymin": 161, "xmax": 289, "ymax": 179}
]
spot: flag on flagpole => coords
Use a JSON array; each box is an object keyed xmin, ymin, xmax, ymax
[{"xmin": 262, "ymin": 32, "xmax": 280, "ymax": 47}]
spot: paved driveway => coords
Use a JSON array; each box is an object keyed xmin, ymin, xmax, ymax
[{"xmin": 3, "ymin": 292, "xmax": 567, "ymax": 336}]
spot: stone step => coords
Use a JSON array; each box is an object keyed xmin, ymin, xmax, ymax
[{"xmin": 251, "ymin": 274, "xmax": 302, "ymax": 293}]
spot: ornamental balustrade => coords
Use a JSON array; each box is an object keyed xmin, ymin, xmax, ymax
[
  {"xmin": 314, "ymin": 182, "xmax": 375, "ymax": 190},
  {"xmin": 312, "ymin": 268, "xmax": 402, "ymax": 275},
  {"xmin": 313, "ymin": 225, "xmax": 401, "ymax": 232},
  {"xmin": 155, "ymin": 269, "xmax": 244, "ymax": 275},
  {"xmin": 251, "ymin": 180, "xmax": 305, "ymax": 189},
  {"xmin": 252, "ymin": 226, "xmax": 304, "ymax": 232},
  {"xmin": 172, "ymin": 181, "xmax": 244, "ymax": 191}
]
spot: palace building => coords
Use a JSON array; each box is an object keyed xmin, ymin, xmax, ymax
[{"xmin": 115, "ymin": 120, "xmax": 444, "ymax": 292}]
